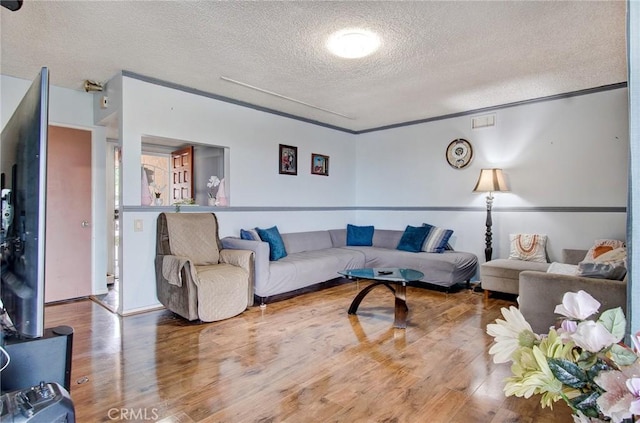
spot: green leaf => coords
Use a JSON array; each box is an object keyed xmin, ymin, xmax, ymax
[
  {"xmin": 598, "ymin": 307, "xmax": 626, "ymax": 340},
  {"xmin": 570, "ymin": 391, "xmax": 600, "ymax": 414},
  {"xmin": 587, "ymin": 358, "xmax": 613, "ymax": 381},
  {"xmin": 577, "ymin": 351, "xmax": 598, "ymax": 370},
  {"xmin": 548, "ymin": 358, "xmax": 588, "ymax": 388},
  {"xmin": 611, "ymin": 344, "xmax": 639, "ymax": 367}
]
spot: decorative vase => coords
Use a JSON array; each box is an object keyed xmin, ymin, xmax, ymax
[
  {"xmin": 207, "ymin": 197, "xmax": 216, "ymax": 206},
  {"xmin": 154, "ymin": 198, "xmax": 163, "ymax": 206}
]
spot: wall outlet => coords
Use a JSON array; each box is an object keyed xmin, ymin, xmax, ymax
[{"xmin": 134, "ymin": 219, "xmax": 143, "ymax": 232}]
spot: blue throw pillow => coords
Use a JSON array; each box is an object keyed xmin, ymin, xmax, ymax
[
  {"xmin": 422, "ymin": 223, "xmax": 454, "ymax": 253},
  {"xmin": 346, "ymin": 224, "xmax": 374, "ymax": 246},
  {"xmin": 397, "ymin": 225, "xmax": 430, "ymax": 253},
  {"xmin": 256, "ymin": 226, "xmax": 287, "ymax": 261}
]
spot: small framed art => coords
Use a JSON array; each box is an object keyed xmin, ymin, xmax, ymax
[
  {"xmin": 311, "ymin": 153, "xmax": 329, "ymax": 176},
  {"xmin": 279, "ymin": 144, "xmax": 297, "ymax": 175}
]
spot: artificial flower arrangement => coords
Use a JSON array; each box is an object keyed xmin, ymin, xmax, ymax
[
  {"xmin": 487, "ymin": 290, "xmax": 639, "ymax": 423},
  {"xmin": 207, "ymin": 176, "xmax": 221, "ymax": 199},
  {"xmin": 149, "ymin": 182, "xmax": 165, "ymax": 198}
]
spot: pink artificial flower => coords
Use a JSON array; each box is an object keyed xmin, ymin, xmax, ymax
[
  {"xmin": 557, "ymin": 319, "xmax": 578, "ymax": 342},
  {"xmin": 571, "ymin": 321, "xmax": 618, "ymax": 353},
  {"xmin": 632, "ymin": 331, "xmax": 640, "ymax": 354},
  {"xmin": 595, "ymin": 370, "xmax": 634, "ymax": 423},
  {"xmin": 627, "ymin": 378, "xmax": 640, "ymax": 415},
  {"xmin": 554, "ymin": 290, "xmax": 600, "ymax": 320}
]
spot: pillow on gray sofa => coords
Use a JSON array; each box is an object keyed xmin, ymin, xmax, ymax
[
  {"xmin": 508, "ymin": 233, "xmax": 548, "ymax": 262},
  {"xmin": 240, "ymin": 228, "xmax": 259, "ymax": 241},
  {"xmin": 422, "ymin": 223, "xmax": 454, "ymax": 253},
  {"xmin": 257, "ymin": 226, "xmax": 287, "ymax": 261},
  {"xmin": 346, "ymin": 224, "xmax": 374, "ymax": 246},
  {"xmin": 397, "ymin": 225, "xmax": 430, "ymax": 253},
  {"xmin": 577, "ymin": 247, "xmax": 627, "ymax": 280}
]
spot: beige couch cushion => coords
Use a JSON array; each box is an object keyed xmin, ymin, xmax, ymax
[
  {"xmin": 165, "ymin": 213, "xmax": 220, "ymax": 265},
  {"xmin": 481, "ymin": 259, "xmax": 550, "ymax": 295},
  {"xmin": 194, "ymin": 263, "xmax": 249, "ymax": 321}
]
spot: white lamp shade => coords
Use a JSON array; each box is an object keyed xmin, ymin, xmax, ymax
[{"xmin": 473, "ymin": 168, "xmax": 508, "ymax": 193}]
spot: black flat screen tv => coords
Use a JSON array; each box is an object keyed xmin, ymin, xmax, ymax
[{"xmin": 1, "ymin": 67, "xmax": 49, "ymax": 339}]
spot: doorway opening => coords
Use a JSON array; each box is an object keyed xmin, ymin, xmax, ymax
[{"xmin": 92, "ymin": 142, "xmax": 120, "ymax": 313}]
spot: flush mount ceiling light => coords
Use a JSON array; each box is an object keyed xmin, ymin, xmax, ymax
[{"xmin": 327, "ymin": 29, "xmax": 380, "ymax": 59}]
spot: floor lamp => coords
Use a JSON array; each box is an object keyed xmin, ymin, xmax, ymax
[{"xmin": 473, "ymin": 169, "xmax": 509, "ymax": 262}]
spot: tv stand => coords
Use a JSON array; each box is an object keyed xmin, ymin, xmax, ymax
[{"xmin": 1, "ymin": 326, "xmax": 73, "ymax": 393}]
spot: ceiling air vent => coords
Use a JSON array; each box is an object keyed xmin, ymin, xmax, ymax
[{"xmin": 471, "ymin": 114, "xmax": 496, "ymax": 129}]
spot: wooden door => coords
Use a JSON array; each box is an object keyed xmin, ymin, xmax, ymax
[
  {"xmin": 171, "ymin": 146, "xmax": 193, "ymax": 202},
  {"xmin": 45, "ymin": 126, "xmax": 92, "ymax": 302}
]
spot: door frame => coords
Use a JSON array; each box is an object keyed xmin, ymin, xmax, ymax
[{"xmin": 49, "ymin": 122, "xmax": 108, "ymax": 299}]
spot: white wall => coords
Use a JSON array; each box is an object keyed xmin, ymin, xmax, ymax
[
  {"xmin": 119, "ymin": 77, "xmax": 358, "ymax": 312},
  {"xmin": 1, "ymin": 74, "xmax": 108, "ymax": 298},
  {"xmin": 355, "ymin": 88, "xmax": 629, "ymax": 263},
  {"xmin": 120, "ymin": 77, "xmax": 357, "ymax": 207}
]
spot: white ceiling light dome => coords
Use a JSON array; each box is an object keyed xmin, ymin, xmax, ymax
[{"xmin": 327, "ymin": 28, "xmax": 381, "ymax": 59}]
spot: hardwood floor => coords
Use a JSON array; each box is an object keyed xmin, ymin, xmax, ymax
[{"xmin": 44, "ymin": 281, "xmax": 573, "ymax": 422}]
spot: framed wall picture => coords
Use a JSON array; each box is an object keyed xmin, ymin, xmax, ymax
[
  {"xmin": 279, "ymin": 144, "xmax": 297, "ymax": 175},
  {"xmin": 311, "ymin": 153, "xmax": 329, "ymax": 176}
]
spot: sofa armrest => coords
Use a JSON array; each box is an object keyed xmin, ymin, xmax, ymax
[
  {"xmin": 562, "ymin": 249, "xmax": 588, "ymax": 265},
  {"xmin": 154, "ymin": 254, "xmax": 199, "ymax": 320},
  {"xmin": 518, "ymin": 270, "xmax": 627, "ymax": 334},
  {"xmin": 221, "ymin": 237, "xmax": 270, "ymax": 299},
  {"xmin": 220, "ymin": 249, "xmax": 255, "ymax": 306}
]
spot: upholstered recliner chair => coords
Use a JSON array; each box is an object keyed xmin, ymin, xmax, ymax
[{"xmin": 155, "ymin": 212, "xmax": 254, "ymax": 322}]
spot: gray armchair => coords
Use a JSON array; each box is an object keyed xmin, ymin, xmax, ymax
[{"xmin": 155, "ymin": 212, "xmax": 254, "ymax": 322}]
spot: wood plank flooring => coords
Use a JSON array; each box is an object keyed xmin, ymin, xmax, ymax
[{"xmin": 43, "ymin": 281, "xmax": 574, "ymax": 422}]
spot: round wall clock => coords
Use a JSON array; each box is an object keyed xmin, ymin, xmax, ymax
[{"xmin": 446, "ymin": 138, "xmax": 473, "ymax": 169}]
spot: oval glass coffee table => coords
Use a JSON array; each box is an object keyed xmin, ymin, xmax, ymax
[{"xmin": 339, "ymin": 268, "xmax": 425, "ymax": 329}]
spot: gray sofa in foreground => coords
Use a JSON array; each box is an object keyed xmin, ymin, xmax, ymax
[
  {"xmin": 518, "ymin": 249, "xmax": 627, "ymax": 333},
  {"xmin": 222, "ymin": 228, "xmax": 478, "ymax": 303}
]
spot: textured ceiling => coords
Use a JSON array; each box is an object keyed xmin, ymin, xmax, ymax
[{"xmin": 0, "ymin": 1, "xmax": 628, "ymax": 132}]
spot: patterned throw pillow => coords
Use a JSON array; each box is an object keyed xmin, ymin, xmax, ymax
[
  {"xmin": 583, "ymin": 239, "xmax": 625, "ymax": 261},
  {"xmin": 593, "ymin": 247, "xmax": 626, "ymax": 265},
  {"xmin": 508, "ymin": 233, "xmax": 548, "ymax": 262},
  {"xmin": 256, "ymin": 226, "xmax": 287, "ymax": 261},
  {"xmin": 422, "ymin": 224, "xmax": 454, "ymax": 253}
]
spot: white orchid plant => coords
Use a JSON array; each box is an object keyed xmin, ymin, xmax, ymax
[
  {"xmin": 207, "ymin": 176, "xmax": 221, "ymax": 199},
  {"xmin": 487, "ymin": 290, "xmax": 640, "ymax": 423}
]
